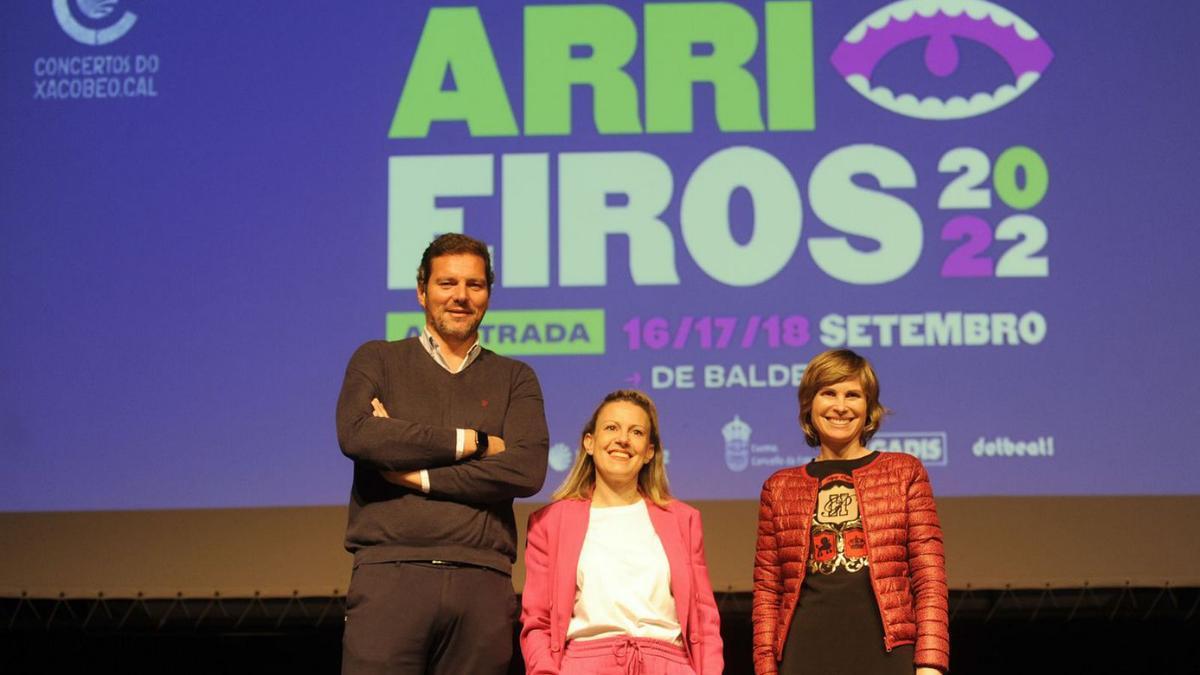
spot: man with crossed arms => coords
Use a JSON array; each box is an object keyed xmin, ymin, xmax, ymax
[{"xmin": 336, "ymin": 233, "xmax": 549, "ymax": 674}]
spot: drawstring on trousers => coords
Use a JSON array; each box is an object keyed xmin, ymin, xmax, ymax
[{"xmin": 612, "ymin": 637, "xmax": 645, "ymax": 675}]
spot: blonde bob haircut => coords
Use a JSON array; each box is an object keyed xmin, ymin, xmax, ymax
[
  {"xmin": 551, "ymin": 389, "xmax": 673, "ymax": 507},
  {"xmin": 799, "ymin": 349, "xmax": 888, "ymax": 448}
]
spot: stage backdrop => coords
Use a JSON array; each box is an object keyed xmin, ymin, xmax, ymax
[{"xmin": 3, "ymin": 0, "xmax": 1200, "ymax": 516}]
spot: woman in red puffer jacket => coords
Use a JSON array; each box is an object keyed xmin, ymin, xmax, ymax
[{"xmin": 752, "ymin": 349, "xmax": 949, "ymax": 675}]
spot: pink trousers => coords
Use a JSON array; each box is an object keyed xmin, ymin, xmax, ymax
[{"xmin": 560, "ymin": 636, "xmax": 697, "ymax": 675}]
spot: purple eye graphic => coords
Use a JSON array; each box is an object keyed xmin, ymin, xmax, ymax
[{"xmin": 831, "ymin": 0, "xmax": 1053, "ymax": 120}]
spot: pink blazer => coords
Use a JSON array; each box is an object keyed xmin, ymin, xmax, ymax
[{"xmin": 520, "ymin": 498, "xmax": 724, "ymax": 675}]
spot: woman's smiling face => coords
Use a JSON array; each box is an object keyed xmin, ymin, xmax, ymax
[
  {"xmin": 585, "ymin": 400, "xmax": 655, "ymax": 488},
  {"xmin": 809, "ymin": 378, "xmax": 868, "ymax": 449}
]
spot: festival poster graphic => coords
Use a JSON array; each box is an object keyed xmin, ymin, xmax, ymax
[{"xmin": 1, "ymin": 1, "xmax": 1198, "ymax": 510}]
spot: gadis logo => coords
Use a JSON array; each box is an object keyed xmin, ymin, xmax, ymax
[
  {"xmin": 53, "ymin": 0, "xmax": 137, "ymax": 46},
  {"xmin": 868, "ymin": 432, "xmax": 948, "ymax": 465},
  {"xmin": 831, "ymin": 0, "xmax": 1053, "ymax": 120}
]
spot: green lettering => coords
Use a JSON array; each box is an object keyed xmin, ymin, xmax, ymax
[
  {"xmin": 645, "ymin": 3, "xmax": 764, "ymax": 133},
  {"xmin": 766, "ymin": 2, "xmax": 815, "ymax": 130},
  {"xmin": 387, "ymin": 309, "xmax": 606, "ymax": 356},
  {"xmin": 389, "ymin": 7, "xmax": 517, "ymax": 138},
  {"xmin": 525, "ymin": 5, "xmax": 642, "ymax": 135}
]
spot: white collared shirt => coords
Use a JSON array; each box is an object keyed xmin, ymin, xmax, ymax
[
  {"xmin": 415, "ymin": 327, "xmax": 482, "ymax": 493},
  {"xmin": 419, "ymin": 326, "xmax": 482, "ymax": 374}
]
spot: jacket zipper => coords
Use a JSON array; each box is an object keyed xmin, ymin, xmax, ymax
[
  {"xmin": 776, "ymin": 482, "xmax": 816, "ymax": 658},
  {"xmin": 852, "ymin": 465, "xmax": 894, "ymax": 652}
]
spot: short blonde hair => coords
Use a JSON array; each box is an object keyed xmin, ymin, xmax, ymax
[
  {"xmin": 798, "ymin": 349, "xmax": 888, "ymax": 447},
  {"xmin": 551, "ymin": 390, "xmax": 672, "ymax": 506}
]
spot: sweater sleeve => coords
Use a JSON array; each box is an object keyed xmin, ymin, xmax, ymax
[
  {"xmin": 424, "ymin": 361, "xmax": 549, "ymax": 503},
  {"xmin": 907, "ymin": 462, "xmax": 950, "ymax": 672},
  {"xmin": 752, "ymin": 483, "xmax": 782, "ymax": 675},
  {"xmin": 335, "ymin": 341, "xmax": 457, "ymax": 471}
]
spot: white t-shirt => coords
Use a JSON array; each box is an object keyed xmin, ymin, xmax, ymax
[{"xmin": 566, "ymin": 500, "xmax": 683, "ymax": 644}]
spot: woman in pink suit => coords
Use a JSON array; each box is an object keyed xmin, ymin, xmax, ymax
[{"xmin": 520, "ymin": 390, "xmax": 724, "ymax": 675}]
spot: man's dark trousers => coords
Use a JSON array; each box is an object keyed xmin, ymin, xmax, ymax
[{"xmin": 342, "ymin": 560, "xmax": 516, "ymax": 674}]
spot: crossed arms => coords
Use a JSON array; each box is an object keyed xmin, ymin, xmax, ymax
[{"xmin": 335, "ymin": 340, "xmax": 548, "ymax": 503}]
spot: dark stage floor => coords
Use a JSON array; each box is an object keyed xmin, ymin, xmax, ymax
[{"xmin": 3, "ymin": 588, "xmax": 1198, "ymax": 674}]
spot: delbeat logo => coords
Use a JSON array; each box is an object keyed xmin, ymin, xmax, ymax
[
  {"xmin": 972, "ymin": 435, "xmax": 1054, "ymax": 458},
  {"xmin": 53, "ymin": 0, "xmax": 137, "ymax": 46}
]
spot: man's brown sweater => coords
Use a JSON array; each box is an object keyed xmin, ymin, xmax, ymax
[{"xmin": 336, "ymin": 338, "xmax": 549, "ymax": 574}]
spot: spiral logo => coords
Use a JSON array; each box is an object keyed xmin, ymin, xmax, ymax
[{"xmin": 53, "ymin": 0, "xmax": 138, "ymax": 46}]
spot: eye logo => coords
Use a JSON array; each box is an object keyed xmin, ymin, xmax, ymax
[
  {"xmin": 831, "ymin": 0, "xmax": 1053, "ymax": 120},
  {"xmin": 53, "ymin": 0, "xmax": 138, "ymax": 46}
]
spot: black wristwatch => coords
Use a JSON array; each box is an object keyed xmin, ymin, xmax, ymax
[{"xmin": 476, "ymin": 430, "xmax": 489, "ymax": 456}]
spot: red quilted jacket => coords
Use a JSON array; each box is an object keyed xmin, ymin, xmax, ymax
[{"xmin": 752, "ymin": 452, "xmax": 949, "ymax": 674}]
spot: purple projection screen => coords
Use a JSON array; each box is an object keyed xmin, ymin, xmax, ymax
[{"xmin": 2, "ymin": 0, "xmax": 1199, "ymax": 511}]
